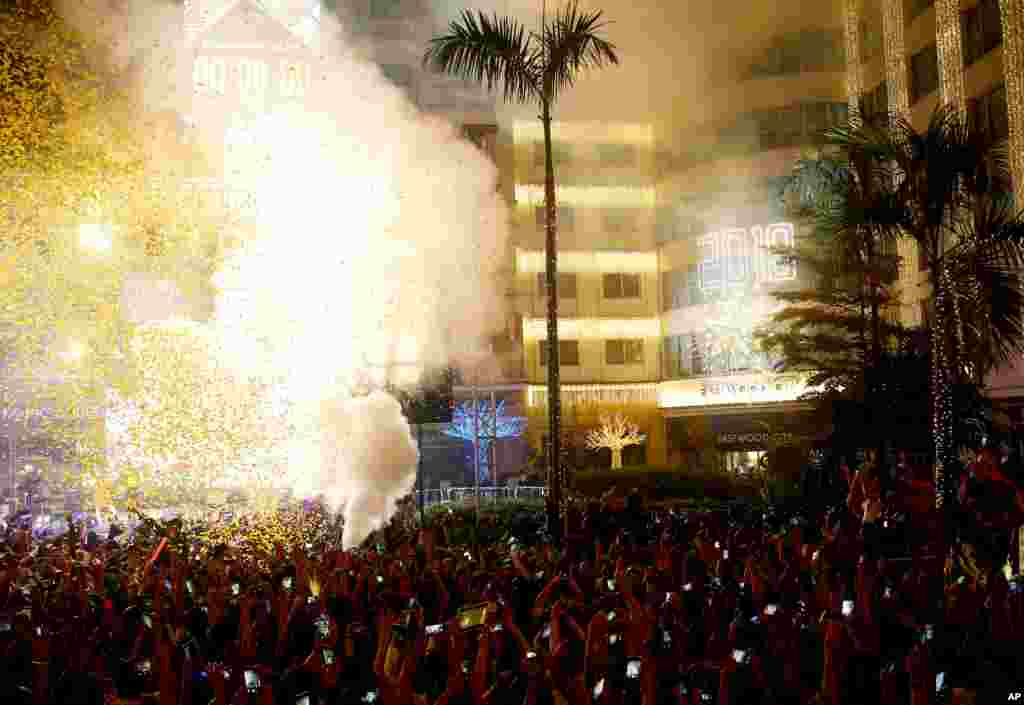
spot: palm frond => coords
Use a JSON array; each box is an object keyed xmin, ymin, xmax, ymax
[
  {"xmin": 540, "ymin": 1, "xmax": 618, "ymax": 101},
  {"xmin": 423, "ymin": 10, "xmax": 539, "ymax": 104}
]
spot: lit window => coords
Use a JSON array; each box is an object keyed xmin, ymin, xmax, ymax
[
  {"xmin": 534, "ymin": 206, "xmax": 575, "ymax": 232},
  {"xmin": 605, "ymin": 339, "xmax": 644, "ymax": 365},
  {"xmin": 603, "ymin": 273, "xmax": 641, "ymax": 299},
  {"xmin": 539, "ymin": 340, "xmax": 580, "ymax": 366},
  {"xmin": 909, "ymin": 44, "xmax": 938, "ymax": 104},
  {"xmin": 536, "ymin": 272, "xmax": 577, "ymax": 299}
]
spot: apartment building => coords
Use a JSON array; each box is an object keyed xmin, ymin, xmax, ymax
[
  {"xmin": 649, "ymin": 23, "xmax": 849, "ymax": 474},
  {"xmin": 509, "ymin": 121, "xmax": 665, "ymax": 469}
]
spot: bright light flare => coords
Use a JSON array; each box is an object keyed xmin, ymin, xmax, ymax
[{"xmin": 78, "ymin": 223, "xmax": 113, "ymax": 253}]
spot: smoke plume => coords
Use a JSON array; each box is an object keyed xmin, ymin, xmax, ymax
[{"xmin": 59, "ymin": 0, "xmax": 508, "ymax": 537}]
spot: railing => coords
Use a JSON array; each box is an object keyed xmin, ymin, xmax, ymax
[{"xmin": 415, "ymin": 485, "xmax": 546, "ymax": 507}]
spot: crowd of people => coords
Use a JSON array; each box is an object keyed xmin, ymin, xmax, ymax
[{"xmin": 1, "ymin": 449, "xmax": 1023, "ymax": 705}]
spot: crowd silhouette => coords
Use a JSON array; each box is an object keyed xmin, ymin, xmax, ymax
[{"xmin": 1, "ymin": 450, "xmax": 1023, "ymax": 705}]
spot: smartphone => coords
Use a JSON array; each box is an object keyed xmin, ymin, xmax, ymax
[
  {"xmin": 732, "ymin": 649, "xmax": 747, "ymax": 664},
  {"xmin": 765, "ymin": 604, "xmax": 778, "ymax": 615},
  {"xmin": 232, "ymin": 583, "xmax": 240, "ymax": 597},
  {"xmin": 457, "ymin": 603, "xmax": 487, "ymax": 631},
  {"xmin": 606, "ymin": 579, "xmax": 616, "ymax": 591},
  {"xmin": 700, "ymin": 694, "xmax": 712, "ymax": 703},
  {"xmin": 935, "ymin": 672, "xmax": 945, "ymax": 692},
  {"xmin": 683, "ymin": 582, "xmax": 693, "ymax": 592},
  {"xmin": 491, "ymin": 624, "xmax": 504, "ymax": 633},
  {"xmin": 316, "ymin": 616, "xmax": 329, "ymax": 639},
  {"xmin": 541, "ymin": 624, "xmax": 551, "ymax": 639},
  {"xmin": 142, "ymin": 615, "xmax": 152, "ymax": 629},
  {"xmin": 626, "ymin": 658, "xmax": 641, "ymax": 679},
  {"xmin": 282, "ymin": 577, "xmax": 293, "ymax": 591},
  {"xmin": 35, "ymin": 626, "xmax": 43, "ymax": 637},
  {"xmin": 296, "ymin": 695, "xmax": 311, "ymax": 705},
  {"xmin": 923, "ymin": 624, "xmax": 934, "ymax": 642},
  {"xmin": 425, "ymin": 623, "xmax": 445, "ymax": 636},
  {"xmin": 165, "ymin": 579, "xmax": 173, "ymax": 591},
  {"xmin": 244, "ymin": 670, "xmax": 261, "ymax": 691},
  {"xmin": 362, "ymin": 691, "xmax": 378, "ymax": 704},
  {"xmin": 841, "ymin": 600, "xmax": 854, "ymax": 616},
  {"xmin": 137, "ymin": 660, "xmax": 152, "ymax": 675},
  {"xmin": 723, "ymin": 550, "xmax": 729, "ymax": 560},
  {"xmin": 321, "ymin": 649, "xmax": 335, "ymax": 666},
  {"xmin": 593, "ymin": 679, "xmax": 605, "ymax": 699},
  {"xmin": 185, "ymin": 580, "xmax": 194, "ymax": 595}
]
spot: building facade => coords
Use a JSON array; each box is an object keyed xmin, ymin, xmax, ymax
[{"xmin": 843, "ymin": 0, "xmax": 1023, "ymax": 428}]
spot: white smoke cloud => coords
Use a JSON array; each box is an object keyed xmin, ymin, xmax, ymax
[
  {"xmin": 63, "ymin": 0, "xmax": 508, "ymax": 540},
  {"xmin": 319, "ymin": 391, "xmax": 418, "ymax": 548}
]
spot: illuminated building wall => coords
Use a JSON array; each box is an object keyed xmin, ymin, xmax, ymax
[
  {"xmin": 510, "ymin": 121, "xmax": 666, "ymax": 465},
  {"xmin": 650, "ymin": 19, "xmax": 848, "ymax": 472},
  {"xmin": 847, "ymin": 0, "xmax": 1024, "ymax": 405}
]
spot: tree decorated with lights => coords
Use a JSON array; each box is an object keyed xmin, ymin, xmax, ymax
[
  {"xmin": 585, "ymin": 413, "xmax": 646, "ymax": 470},
  {"xmin": 443, "ymin": 400, "xmax": 524, "ymax": 483},
  {"xmin": 781, "ymin": 108, "xmax": 1024, "ymax": 515}
]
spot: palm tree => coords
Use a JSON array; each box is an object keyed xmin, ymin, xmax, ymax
[
  {"xmin": 424, "ymin": 2, "xmax": 618, "ymax": 540},
  {"xmin": 777, "ymin": 129, "xmax": 906, "ymax": 482},
  {"xmin": 829, "ymin": 106, "xmax": 1024, "ymax": 512}
]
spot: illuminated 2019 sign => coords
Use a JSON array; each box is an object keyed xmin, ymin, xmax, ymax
[{"xmin": 696, "ymin": 222, "xmax": 796, "ymax": 292}]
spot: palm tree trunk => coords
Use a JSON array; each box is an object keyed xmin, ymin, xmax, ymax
[
  {"xmin": 930, "ymin": 264, "xmax": 955, "ymax": 510},
  {"xmin": 541, "ymin": 98, "xmax": 562, "ymax": 544}
]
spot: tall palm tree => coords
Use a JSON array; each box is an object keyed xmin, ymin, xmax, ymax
[
  {"xmin": 780, "ymin": 129, "xmax": 906, "ymax": 482},
  {"xmin": 830, "ymin": 106, "xmax": 1024, "ymax": 511},
  {"xmin": 424, "ymin": 2, "xmax": 618, "ymax": 540}
]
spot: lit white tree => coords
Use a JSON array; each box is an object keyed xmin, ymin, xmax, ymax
[{"xmin": 585, "ymin": 413, "xmax": 646, "ymax": 470}]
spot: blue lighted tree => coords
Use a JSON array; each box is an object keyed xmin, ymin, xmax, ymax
[{"xmin": 443, "ymin": 400, "xmax": 525, "ymax": 483}]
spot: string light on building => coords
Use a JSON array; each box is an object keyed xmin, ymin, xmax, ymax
[
  {"xmin": 881, "ymin": 0, "xmax": 910, "ymax": 120},
  {"xmin": 1000, "ymin": 0, "xmax": 1024, "ymax": 205},
  {"xmin": 936, "ymin": 0, "xmax": 967, "ymax": 111},
  {"xmin": 843, "ymin": 0, "xmax": 865, "ymax": 121}
]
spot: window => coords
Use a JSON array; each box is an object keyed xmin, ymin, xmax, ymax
[
  {"xmin": 663, "ymin": 334, "xmax": 701, "ymax": 377},
  {"xmin": 597, "ymin": 143, "xmax": 636, "ymax": 166},
  {"xmin": 380, "ymin": 64, "xmax": 413, "ymax": 94},
  {"xmin": 962, "ymin": 0, "xmax": 1002, "ymax": 67},
  {"xmin": 909, "ymin": 44, "xmax": 939, "ymax": 103},
  {"xmin": 602, "ymin": 273, "xmax": 641, "ymax": 299},
  {"xmin": 606, "ymin": 339, "xmax": 644, "ymax": 365},
  {"xmin": 861, "ymin": 81, "xmax": 889, "ymax": 122},
  {"xmin": 907, "ymin": 0, "xmax": 934, "ymax": 20},
  {"xmin": 536, "ymin": 272, "xmax": 578, "ymax": 299},
  {"xmin": 369, "ymin": 0, "xmax": 401, "ymax": 18},
  {"xmin": 661, "ymin": 269, "xmax": 688, "ymax": 310},
  {"xmin": 969, "ymin": 83, "xmax": 1009, "ymax": 147},
  {"xmin": 534, "ymin": 141, "xmax": 571, "ymax": 166},
  {"xmin": 539, "ymin": 340, "xmax": 580, "ymax": 366},
  {"xmin": 534, "ymin": 206, "xmax": 575, "ymax": 232}
]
